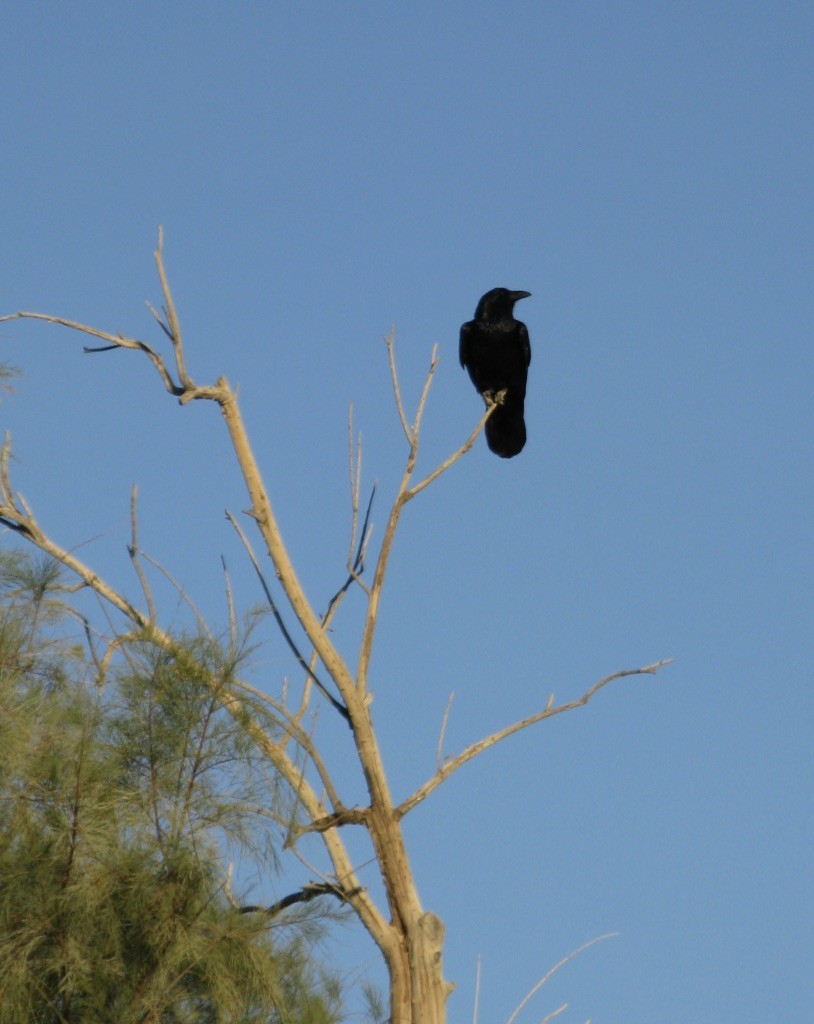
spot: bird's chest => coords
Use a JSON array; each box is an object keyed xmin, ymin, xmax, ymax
[{"xmin": 472, "ymin": 331, "xmax": 523, "ymax": 373}]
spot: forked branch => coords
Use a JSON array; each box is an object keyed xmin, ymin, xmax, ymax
[
  {"xmin": 397, "ymin": 659, "xmax": 673, "ymax": 818},
  {"xmin": 0, "ymin": 311, "xmax": 184, "ymax": 395},
  {"xmin": 357, "ymin": 334, "xmax": 494, "ymax": 692},
  {"xmin": 407, "ymin": 401, "xmax": 497, "ymax": 500}
]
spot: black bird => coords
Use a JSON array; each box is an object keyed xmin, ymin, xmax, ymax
[{"xmin": 459, "ymin": 288, "xmax": 532, "ymax": 458}]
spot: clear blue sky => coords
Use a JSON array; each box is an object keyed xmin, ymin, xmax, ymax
[{"xmin": 2, "ymin": 4, "xmax": 812, "ymax": 1021}]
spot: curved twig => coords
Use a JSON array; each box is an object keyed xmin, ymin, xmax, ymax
[{"xmin": 506, "ymin": 932, "xmax": 618, "ymax": 1024}]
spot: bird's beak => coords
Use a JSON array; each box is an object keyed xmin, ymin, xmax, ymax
[{"xmin": 511, "ymin": 290, "xmax": 531, "ymax": 301}]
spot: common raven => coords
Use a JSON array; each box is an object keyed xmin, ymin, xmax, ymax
[{"xmin": 459, "ymin": 288, "xmax": 531, "ymax": 458}]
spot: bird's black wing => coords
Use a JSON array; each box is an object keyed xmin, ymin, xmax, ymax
[
  {"xmin": 518, "ymin": 322, "xmax": 531, "ymax": 367},
  {"xmin": 459, "ymin": 320, "xmax": 474, "ymax": 369}
]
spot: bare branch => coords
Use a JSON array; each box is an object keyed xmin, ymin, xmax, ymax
[
  {"xmin": 294, "ymin": 479, "xmax": 375, "ymax": 721},
  {"xmin": 342, "ymin": 407, "xmax": 373, "ymax": 598},
  {"xmin": 325, "ymin": 483, "xmax": 376, "ymax": 625},
  {"xmin": 153, "ymin": 226, "xmax": 192, "ymax": 388},
  {"xmin": 98, "ymin": 631, "xmax": 138, "ymax": 684},
  {"xmin": 411, "ymin": 343, "xmax": 439, "ymax": 437},
  {"xmin": 385, "ymin": 329, "xmax": 413, "ymax": 443},
  {"xmin": 1, "ymin": 260, "xmax": 402, "ymax": 968},
  {"xmin": 0, "ymin": 433, "xmax": 18, "ymax": 522},
  {"xmin": 506, "ymin": 933, "xmax": 618, "ymax": 1024},
  {"xmin": 473, "ymin": 955, "xmax": 482, "ymax": 1024},
  {"xmin": 0, "ymin": 466, "xmax": 390, "ymax": 946},
  {"xmin": 358, "ymin": 341, "xmax": 489, "ymax": 698},
  {"xmin": 128, "ymin": 485, "xmax": 155, "ymax": 625},
  {"xmin": 0, "ymin": 311, "xmax": 184, "ymax": 396},
  {"xmin": 145, "ymin": 300, "xmax": 174, "ymax": 341},
  {"xmin": 229, "ymin": 675, "xmax": 346, "ymax": 815},
  {"xmin": 357, "ymin": 342, "xmax": 441, "ymax": 691},
  {"xmin": 226, "ymin": 510, "xmax": 350, "ymax": 723},
  {"xmin": 290, "ymin": 806, "xmax": 370, "ymax": 838},
  {"xmin": 0, "ymin": 448, "xmax": 146, "ymax": 628},
  {"xmin": 407, "ymin": 402, "xmax": 496, "ymax": 500},
  {"xmin": 239, "ymin": 880, "xmax": 357, "ymax": 917},
  {"xmin": 139, "ymin": 550, "xmax": 214, "ymax": 640},
  {"xmin": 346, "ymin": 403, "xmax": 361, "ymax": 567},
  {"xmin": 222, "ymin": 555, "xmax": 237, "ymax": 652},
  {"xmin": 5, "ymin": 242, "xmax": 654, "ymax": 1019},
  {"xmin": 213, "ymin": 380, "xmax": 361, "ymax": 711},
  {"xmin": 436, "ymin": 692, "xmax": 455, "ymax": 771},
  {"xmin": 398, "ymin": 660, "xmax": 673, "ymax": 817},
  {"xmin": 80, "ymin": 616, "xmax": 104, "ymax": 678}
]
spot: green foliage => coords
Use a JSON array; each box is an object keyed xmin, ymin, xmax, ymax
[{"xmin": 0, "ymin": 550, "xmax": 341, "ymax": 1024}]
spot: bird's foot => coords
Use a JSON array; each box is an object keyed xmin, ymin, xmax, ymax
[{"xmin": 482, "ymin": 388, "xmax": 508, "ymax": 407}]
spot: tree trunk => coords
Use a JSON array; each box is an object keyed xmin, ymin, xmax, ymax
[
  {"xmin": 386, "ymin": 909, "xmax": 453, "ymax": 1024},
  {"xmin": 365, "ymin": 798, "xmax": 454, "ymax": 1024}
]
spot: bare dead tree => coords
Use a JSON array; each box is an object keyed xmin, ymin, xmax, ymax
[{"xmin": 0, "ymin": 231, "xmax": 671, "ymax": 1024}]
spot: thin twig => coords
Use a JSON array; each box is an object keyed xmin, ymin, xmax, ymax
[
  {"xmin": 506, "ymin": 933, "xmax": 618, "ymax": 1024},
  {"xmin": 539, "ymin": 1004, "xmax": 568, "ymax": 1024},
  {"xmin": 128, "ymin": 485, "xmax": 156, "ymax": 625},
  {"xmin": 473, "ymin": 955, "xmax": 482, "ymax": 1024},
  {"xmin": 291, "ymin": 418, "xmax": 372, "ymax": 720},
  {"xmin": 384, "ymin": 329, "xmax": 412, "ymax": 443},
  {"xmin": 326, "ymin": 484, "xmax": 376, "ymax": 622},
  {"xmin": 407, "ymin": 402, "xmax": 496, "ymax": 500},
  {"xmin": 411, "ymin": 343, "xmax": 438, "ymax": 437},
  {"xmin": 145, "ymin": 300, "xmax": 174, "ymax": 341},
  {"xmin": 153, "ymin": 226, "xmax": 191, "ymax": 388},
  {"xmin": 346, "ymin": 403, "xmax": 361, "ymax": 568},
  {"xmin": 436, "ymin": 692, "xmax": 455, "ymax": 771},
  {"xmin": 140, "ymin": 551, "xmax": 213, "ymax": 640},
  {"xmin": 294, "ymin": 481, "xmax": 374, "ymax": 722},
  {"xmin": 398, "ymin": 660, "xmax": 673, "ymax": 817},
  {"xmin": 80, "ymin": 616, "xmax": 103, "ymax": 677},
  {"xmin": 222, "ymin": 555, "xmax": 237, "ymax": 654}
]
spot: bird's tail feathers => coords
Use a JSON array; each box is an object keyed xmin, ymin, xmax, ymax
[{"xmin": 485, "ymin": 405, "xmax": 526, "ymax": 459}]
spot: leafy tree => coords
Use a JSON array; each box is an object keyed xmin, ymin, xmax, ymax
[
  {"xmin": 0, "ymin": 551, "xmax": 341, "ymax": 1024},
  {"xmin": 0, "ymin": 236, "xmax": 669, "ymax": 1023}
]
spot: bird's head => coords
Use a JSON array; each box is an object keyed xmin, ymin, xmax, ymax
[{"xmin": 474, "ymin": 288, "xmax": 531, "ymax": 321}]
